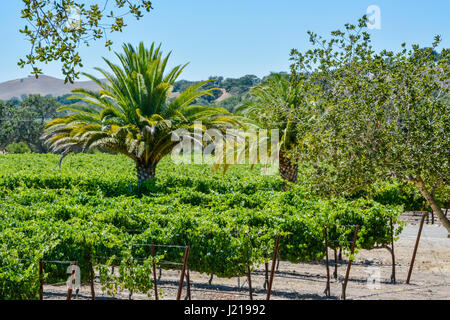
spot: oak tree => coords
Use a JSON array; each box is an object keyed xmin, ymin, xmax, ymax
[{"xmin": 291, "ymin": 17, "xmax": 450, "ymax": 231}]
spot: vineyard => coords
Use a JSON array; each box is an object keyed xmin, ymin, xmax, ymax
[{"xmin": 0, "ymin": 153, "xmax": 406, "ymax": 299}]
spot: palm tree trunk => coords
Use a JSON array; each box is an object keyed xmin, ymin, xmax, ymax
[
  {"xmin": 279, "ymin": 151, "xmax": 298, "ymax": 187},
  {"xmin": 136, "ymin": 161, "xmax": 157, "ymax": 187}
]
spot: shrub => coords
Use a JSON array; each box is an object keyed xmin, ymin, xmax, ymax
[{"xmin": 5, "ymin": 142, "xmax": 31, "ymax": 154}]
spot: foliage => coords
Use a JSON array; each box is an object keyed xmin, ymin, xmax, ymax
[
  {"xmin": 290, "ymin": 16, "xmax": 450, "ymax": 230},
  {"xmin": 97, "ymin": 253, "xmax": 157, "ymax": 298},
  {"xmin": 237, "ymin": 73, "xmax": 314, "ymax": 153},
  {"xmin": 0, "ymin": 95, "xmax": 60, "ymax": 152},
  {"xmin": 172, "ymin": 74, "xmax": 263, "ymax": 111},
  {"xmin": 232, "ymin": 73, "xmax": 319, "ymax": 183},
  {"xmin": 0, "ymin": 153, "xmax": 403, "ymax": 299},
  {"xmin": 5, "ymin": 142, "xmax": 32, "ymax": 154},
  {"xmin": 43, "ymin": 42, "xmax": 237, "ymax": 185},
  {"xmin": 21, "ymin": 94, "xmax": 60, "ymax": 124},
  {"xmin": 0, "ymin": 250, "xmax": 40, "ymax": 300},
  {"xmin": 222, "ymin": 75, "xmax": 260, "ymax": 95},
  {"xmin": 216, "ymin": 95, "xmax": 245, "ymax": 112},
  {"xmin": 19, "ymin": 0, "xmax": 153, "ymax": 82},
  {"xmin": 56, "ymin": 94, "xmax": 82, "ymax": 105}
]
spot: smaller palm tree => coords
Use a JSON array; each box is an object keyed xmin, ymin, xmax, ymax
[
  {"xmin": 43, "ymin": 42, "xmax": 236, "ymax": 186},
  {"xmin": 236, "ymin": 73, "xmax": 306, "ymax": 184}
]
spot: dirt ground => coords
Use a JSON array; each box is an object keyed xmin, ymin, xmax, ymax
[{"xmin": 43, "ymin": 212, "xmax": 450, "ymax": 300}]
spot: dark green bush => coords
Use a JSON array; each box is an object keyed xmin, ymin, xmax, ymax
[{"xmin": 5, "ymin": 142, "xmax": 31, "ymax": 154}]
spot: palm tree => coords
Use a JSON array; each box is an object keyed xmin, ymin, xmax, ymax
[
  {"xmin": 236, "ymin": 73, "xmax": 306, "ymax": 185},
  {"xmin": 43, "ymin": 42, "xmax": 236, "ymax": 186}
]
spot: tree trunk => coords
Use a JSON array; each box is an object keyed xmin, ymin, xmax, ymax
[
  {"xmin": 136, "ymin": 161, "xmax": 157, "ymax": 187},
  {"xmin": 414, "ymin": 177, "xmax": 450, "ymax": 233},
  {"xmin": 279, "ymin": 152, "xmax": 298, "ymax": 187}
]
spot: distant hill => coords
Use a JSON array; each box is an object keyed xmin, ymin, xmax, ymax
[
  {"xmin": 0, "ymin": 75, "xmax": 225, "ymax": 102},
  {"xmin": 215, "ymin": 88, "xmax": 232, "ymax": 102},
  {"xmin": 0, "ymin": 75, "xmax": 103, "ymax": 101},
  {"xmin": 0, "ymin": 73, "xmax": 268, "ymax": 105}
]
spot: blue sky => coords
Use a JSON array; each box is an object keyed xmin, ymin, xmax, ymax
[{"xmin": 0, "ymin": 0, "xmax": 449, "ymax": 82}]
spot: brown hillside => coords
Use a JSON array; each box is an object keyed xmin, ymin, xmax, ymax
[
  {"xmin": 0, "ymin": 75, "xmax": 182, "ymax": 101},
  {"xmin": 0, "ymin": 75, "xmax": 103, "ymax": 101}
]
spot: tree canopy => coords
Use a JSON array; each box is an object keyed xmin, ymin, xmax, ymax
[
  {"xmin": 290, "ymin": 16, "xmax": 450, "ymax": 231},
  {"xmin": 19, "ymin": 0, "xmax": 153, "ymax": 83},
  {"xmin": 0, "ymin": 94, "xmax": 60, "ymax": 152},
  {"xmin": 43, "ymin": 42, "xmax": 237, "ymax": 186}
]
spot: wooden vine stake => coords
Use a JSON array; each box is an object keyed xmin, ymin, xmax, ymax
[
  {"xmin": 389, "ymin": 218, "xmax": 396, "ymax": 283},
  {"xmin": 151, "ymin": 243, "xmax": 159, "ymax": 300},
  {"xmin": 341, "ymin": 225, "xmax": 359, "ymax": 300},
  {"xmin": 39, "ymin": 259, "xmax": 44, "ymax": 300},
  {"xmin": 89, "ymin": 250, "xmax": 95, "ymax": 300},
  {"xmin": 324, "ymin": 225, "xmax": 331, "ymax": 297},
  {"xmin": 266, "ymin": 235, "xmax": 281, "ymax": 300},
  {"xmin": 263, "ymin": 256, "xmax": 269, "ymax": 290},
  {"xmin": 176, "ymin": 246, "xmax": 190, "ymax": 300},
  {"xmin": 185, "ymin": 269, "xmax": 191, "ymax": 300},
  {"xmin": 406, "ymin": 213, "xmax": 427, "ymax": 284},
  {"xmin": 247, "ymin": 266, "xmax": 253, "ymax": 300},
  {"xmin": 333, "ymin": 248, "xmax": 338, "ymax": 279}
]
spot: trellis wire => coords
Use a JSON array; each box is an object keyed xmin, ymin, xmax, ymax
[{"xmin": 18, "ymin": 258, "xmax": 73, "ymax": 264}]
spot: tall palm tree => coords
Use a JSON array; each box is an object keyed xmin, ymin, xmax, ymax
[
  {"xmin": 43, "ymin": 42, "xmax": 236, "ymax": 186},
  {"xmin": 236, "ymin": 73, "xmax": 307, "ymax": 185}
]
